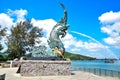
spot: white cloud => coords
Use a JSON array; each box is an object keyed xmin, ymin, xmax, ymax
[
  {"xmin": 31, "ymin": 18, "xmax": 115, "ymax": 58},
  {"xmin": 31, "ymin": 18, "xmax": 56, "ymax": 38},
  {"xmin": 0, "ymin": 9, "xmax": 27, "ymax": 31},
  {"xmin": 99, "ymin": 11, "xmax": 120, "ymax": 24},
  {"xmin": 0, "ymin": 37, "xmax": 8, "ymax": 53},
  {"xmin": 32, "ymin": 19, "xmax": 99, "ymax": 52},
  {"xmin": 0, "ymin": 9, "xmax": 117, "ymax": 58},
  {"xmin": 62, "ymin": 33, "xmax": 77, "ymax": 48},
  {"xmin": 0, "ymin": 9, "xmax": 27, "ymax": 52},
  {"xmin": 31, "ymin": 18, "xmax": 57, "ymax": 47},
  {"xmin": 7, "ymin": 9, "xmax": 27, "ymax": 22},
  {"xmin": 71, "ymin": 31, "xmax": 108, "ymax": 50},
  {"xmin": 0, "ymin": 13, "xmax": 14, "ymax": 29},
  {"xmin": 83, "ymin": 42, "xmax": 105, "ymax": 52},
  {"xmin": 66, "ymin": 31, "xmax": 116, "ymax": 58},
  {"xmin": 103, "ymin": 37, "xmax": 120, "ymax": 46},
  {"xmin": 63, "ymin": 35, "xmax": 106, "ymax": 52},
  {"xmin": 71, "ymin": 31, "xmax": 101, "ymax": 44},
  {"xmin": 99, "ymin": 11, "xmax": 120, "ymax": 48}
]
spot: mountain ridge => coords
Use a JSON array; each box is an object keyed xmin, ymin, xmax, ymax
[{"xmin": 64, "ymin": 52, "xmax": 96, "ymax": 60}]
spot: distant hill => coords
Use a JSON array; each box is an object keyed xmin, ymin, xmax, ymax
[{"xmin": 64, "ymin": 52, "xmax": 96, "ymax": 60}]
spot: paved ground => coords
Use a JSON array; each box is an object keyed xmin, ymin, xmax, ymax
[{"xmin": 0, "ymin": 67, "xmax": 119, "ymax": 80}]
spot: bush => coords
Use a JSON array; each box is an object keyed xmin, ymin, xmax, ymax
[{"xmin": 0, "ymin": 54, "xmax": 7, "ymax": 62}]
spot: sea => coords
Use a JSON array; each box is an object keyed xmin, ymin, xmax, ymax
[{"xmin": 71, "ymin": 60, "xmax": 120, "ymax": 72}]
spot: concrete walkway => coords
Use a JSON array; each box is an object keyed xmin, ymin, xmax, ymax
[{"xmin": 0, "ymin": 67, "xmax": 119, "ymax": 80}]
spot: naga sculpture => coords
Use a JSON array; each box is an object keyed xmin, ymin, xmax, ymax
[{"xmin": 47, "ymin": 3, "xmax": 69, "ymax": 58}]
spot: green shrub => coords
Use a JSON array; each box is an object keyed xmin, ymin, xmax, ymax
[{"xmin": 0, "ymin": 54, "xmax": 7, "ymax": 61}]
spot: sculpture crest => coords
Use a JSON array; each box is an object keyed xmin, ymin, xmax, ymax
[{"xmin": 47, "ymin": 3, "xmax": 69, "ymax": 58}]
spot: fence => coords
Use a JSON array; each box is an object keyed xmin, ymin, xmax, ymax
[{"xmin": 71, "ymin": 67, "xmax": 120, "ymax": 78}]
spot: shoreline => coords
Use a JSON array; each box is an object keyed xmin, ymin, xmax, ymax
[{"xmin": 0, "ymin": 67, "xmax": 119, "ymax": 80}]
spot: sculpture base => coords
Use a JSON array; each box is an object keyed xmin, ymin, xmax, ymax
[
  {"xmin": 20, "ymin": 60, "xmax": 71, "ymax": 76},
  {"xmin": 25, "ymin": 57, "xmax": 66, "ymax": 60}
]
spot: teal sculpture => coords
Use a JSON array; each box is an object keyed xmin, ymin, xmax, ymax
[
  {"xmin": 47, "ymin": 3, "xmax": 69, "ymax": 58},
  {"xmin": 25, "ymin": 3, "xmax": 69, "ymax": 59}
]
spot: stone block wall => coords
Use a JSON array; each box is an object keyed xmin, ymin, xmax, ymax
[
  {"xmin": 12, "ymin": 61, "xmax": 21, "ymax": 67},
  {"xmin": 20, "ymin": 60, "xmax": 71, "ymax": 76}
]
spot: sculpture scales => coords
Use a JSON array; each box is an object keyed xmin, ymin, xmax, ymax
[{"xmin": 47, "ymin": 3, "xmax": 69, "ymax": 58}]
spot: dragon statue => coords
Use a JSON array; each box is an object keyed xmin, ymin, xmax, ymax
[{"xmin": 47, "ymin": 3, "xmax": 69, "ymax": 58}]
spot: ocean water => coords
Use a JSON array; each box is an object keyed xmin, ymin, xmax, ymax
[{"xmin": 71, "ymin": 60, "xmax": 120, "ymax": 71}]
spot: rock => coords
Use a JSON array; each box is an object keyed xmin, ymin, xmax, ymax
[
  {"xmin": 20, "ymin": 60, "xmax": 71, "ymax": 76},
  {"xmin": 0, "ymin": 73, "xmax": 5, "ymax": 80}
]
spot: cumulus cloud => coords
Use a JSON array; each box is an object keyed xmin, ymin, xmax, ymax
[
  {"xmin": 31, "ymin": 18, "xmax": 56, "ymax": 38},
  {"xmin": 0, "ymin": 9, "xmax": 27, "ymax": 52},
  {"xmin": 31, "ymin": 18, "xmax": 111, "ymax": 58},
  {"xmin": 0, "ymin": 13, "xmax": 14, "ymax": 29},
  {"xmin": 69, "ymin": 31, "xmax": 109, "ymax": 52},
  {"xmin": 63, "ymin": 31, "xmax": 117, "ymax": 58},
  {"xmin": 0, "ymin": 12, "xmax": 15, "ymax": 53},
  {"xmin": 99, "ymin": 11, "xmax": 120, "ymax": 24},
  {"xmin": 0, "ymin": 9, "xmax": 117, "ymax": 58},
  {"xmin": 0, "ymin": 9, "xmax": 27, "ymax": 29},
  {"xmin": 71, "ymin": 31, "xmax": 101, "ymax": 44},
  {"xmin": 7, "ymin": 9, "xmax": 27, "ymax": 22},
  {"xmin": 62, "ymin": 33, "xmax": 77, "ymax": 48},
  {"xmin": 31, "ymin": 18, "xmax": 57, "ymax": 46},
  {"xmin": 99, "ymin": 11, "xmax": 120, "ymax": 48}
]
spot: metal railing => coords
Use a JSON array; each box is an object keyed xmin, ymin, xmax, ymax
[{"xmin": 71, "ymin": 67, "xmax": 120, "ymax": 78}]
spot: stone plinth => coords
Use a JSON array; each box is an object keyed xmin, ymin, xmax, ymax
[
  {"xmin": 20, "ymin": 60, "xmax": 71, "ymax": 76},
  {"xmin": 12, "ymin": 61, "xmax": 21, "ymax": 67}
]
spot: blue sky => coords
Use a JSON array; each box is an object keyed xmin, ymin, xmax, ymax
[{"xmin": 0, "ymin": 0, "xmax": 120, "ymax": 58}]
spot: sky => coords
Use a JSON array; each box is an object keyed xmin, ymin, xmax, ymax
[{"xmin": 0, "ymin": 0, "xmax": 120, "ymax": 58}]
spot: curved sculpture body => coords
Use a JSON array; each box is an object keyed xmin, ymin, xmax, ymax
[{"xmin": 47, "ymin": 3, "xmax": 69, "ymax": 58}]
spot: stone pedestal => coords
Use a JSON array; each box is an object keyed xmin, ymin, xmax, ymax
[
  {"xmin": 20, "ymin": 60, "xmax": 71, "ymax": 76},
  {"xmin": 12, "ymin": 61, "xmax": 21, "ymax": 67}
]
